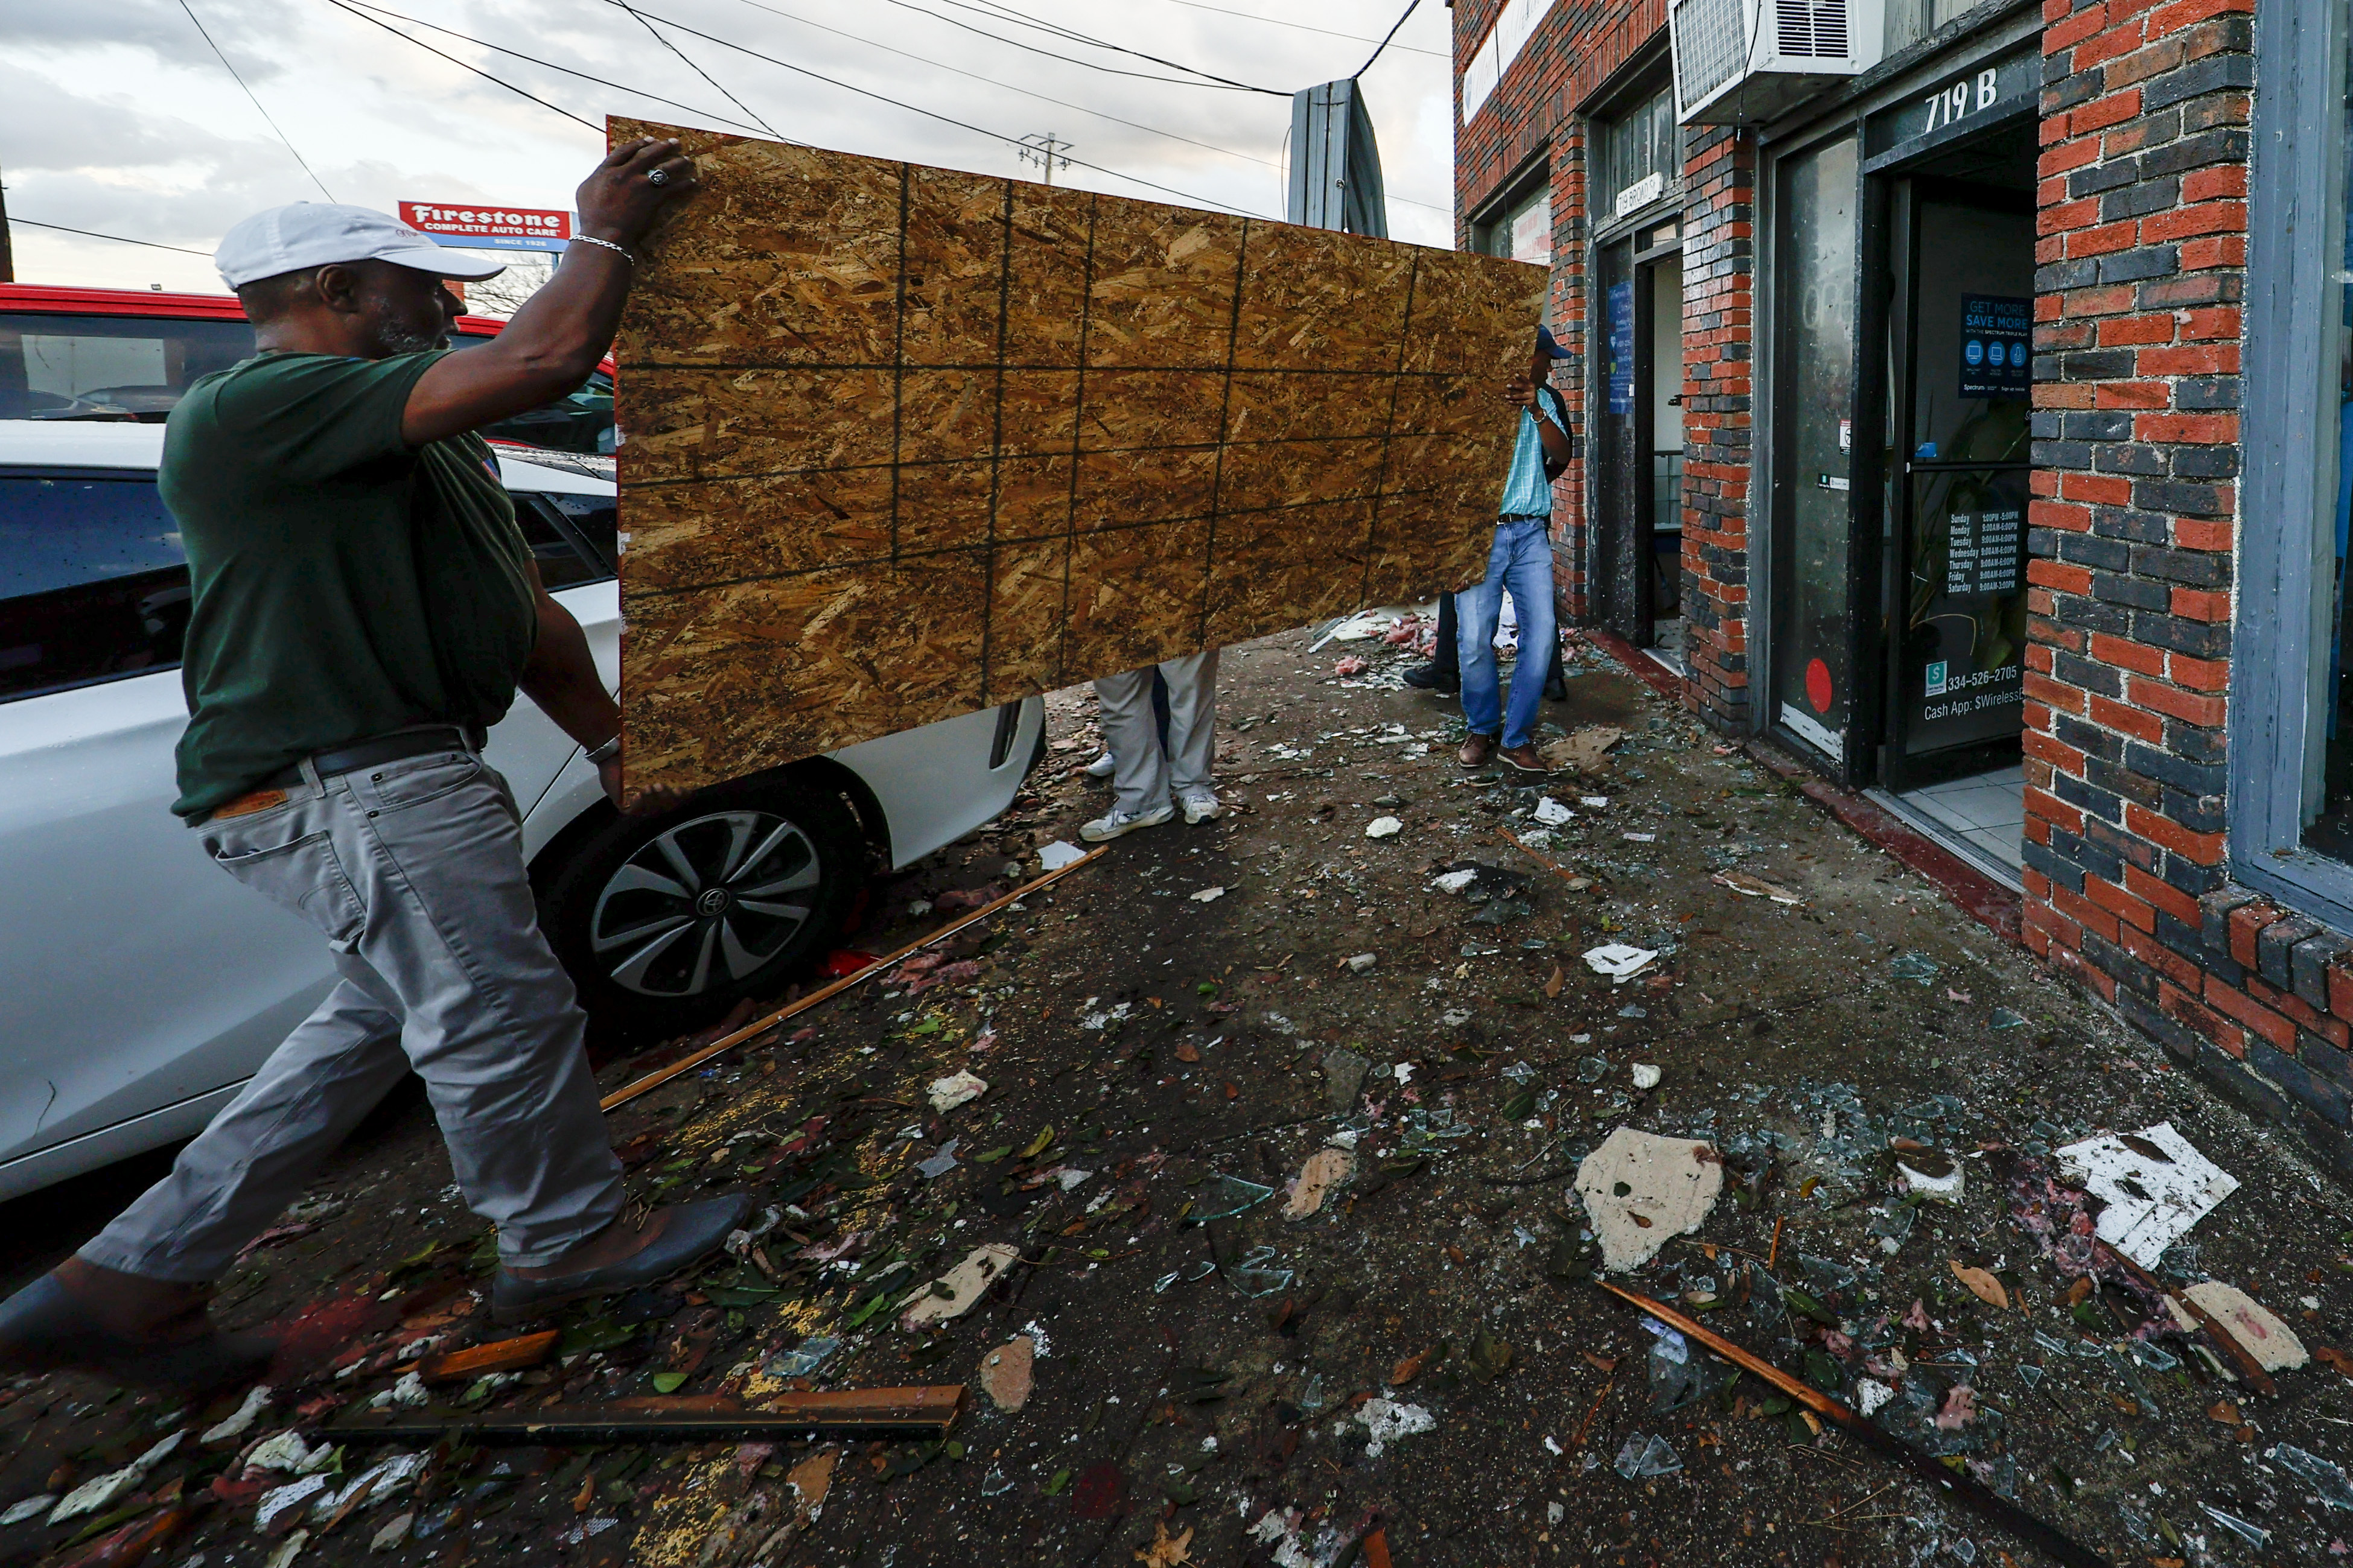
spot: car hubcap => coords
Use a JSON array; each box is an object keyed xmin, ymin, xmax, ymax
[{"xmin": 589, "ymin": 810, "xmax": 823, "ymax": 998}]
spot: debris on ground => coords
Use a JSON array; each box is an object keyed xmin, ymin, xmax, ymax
[
  {"xmin": 1575, "ymin": 1128, "xmax": 1724, "ymax": 1271},
  {"xmin": 2056, "ymin": 1120, "xmax": 2238, "ymax": 1268},
  {"xmin": 1582, "ymin": 941, "xmax": 1659, "ymax": 983},
  {"xmin": 9, "ymin": 624, "xmax": 2353, "ymax": 1568}
]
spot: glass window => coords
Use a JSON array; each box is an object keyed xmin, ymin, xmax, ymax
[
  {"xmin": 0, "ymin": 473, "xmax": 190, "ymax": 702},
  {"xmin": 512, "ymin": 492, "xmax": 617, "ymax": 589},
  {"xmin": 1595, "ymin": 83, "xmax": 1681, "ymax": 221},
  {"xmin": 2301, "ymin": 24, "xmax": 2353, "ymax": 859},
  {"xmin": 1771, "ymin": 134, "xmax": 1861, "ymax": 761},
  {"xmin": 1478, "ymin": 185, "xmax": 1552, "ymax": 265},
  {"xmin": 1883, "ymin": 0, "xmax": 1985, "ymax": 57},
  {"xmin": 2228, "ymin": 0, "xmax": 2353, "ymax": 918},
  {"xmin": 0, "ymin": 315, "xmax": 255, "ymax": 422}
]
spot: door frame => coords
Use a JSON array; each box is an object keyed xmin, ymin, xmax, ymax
[{"xmin": 1872, "ymin": 171, "xmax": 2037, "ymax": 793}]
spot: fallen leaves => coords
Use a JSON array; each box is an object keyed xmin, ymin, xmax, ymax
[
  {"xmin": 1949, "ymin": 1261, "xmax": 2010, "ymax": 1311},
  {"xmin": 1135, "ymin": 1520, "xmax": 1194, "ymax": 1566}
]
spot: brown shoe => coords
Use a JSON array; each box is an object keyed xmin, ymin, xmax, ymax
[
  {"xmin": 0, "ymin": 1257, "xmax": 275, "ymax": 1396},
  {"xmin": 1498, "ymin": 743, "xmax": 1550, "ymax": 775},
  {"xmin": 1458, "ymin": 732, "xmax": 1497, "ymax": 769}
]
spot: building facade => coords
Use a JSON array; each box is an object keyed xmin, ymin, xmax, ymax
[{"xmin": 1453, "ymin": 0, "xmax": 2353, "ymax": 1176}]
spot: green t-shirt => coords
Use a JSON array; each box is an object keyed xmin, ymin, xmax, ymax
[{"xmin": 161, "ymin": 351, "xmax": 538, "ymax": 819}]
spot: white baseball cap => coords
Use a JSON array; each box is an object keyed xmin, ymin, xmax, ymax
[{"xmin": 215, "ymin": 203, "xmax": 508, "ymax": 290}]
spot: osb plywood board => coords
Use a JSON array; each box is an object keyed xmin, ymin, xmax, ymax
[{"xmin": 613, "ymin": 118, "xmax": 1546, "ymax": 796}]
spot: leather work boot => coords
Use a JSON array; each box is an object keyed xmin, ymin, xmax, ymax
[
  {"xmin": 0, "ymin": 1257, "xmax": 275, "ymax": 1397},
  {"xmin": 1458, "ymin": 732, "xmax": 1497, "ymax": 769},
  {"xmin": 1498, "ymin": 743, "xmax": 1551, "ymax": 775},
  {"xmin": 1402, "ymin": 662, "xmax": 1459, "ymax": 694},
  {"xmin": 491, "ymin": 1193, "xmax": 751, "ymax": 1325}
]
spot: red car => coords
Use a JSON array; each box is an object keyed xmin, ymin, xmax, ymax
[{"xmin": 0, "ymin": 282, "xmax": 614, "ymax": 455}]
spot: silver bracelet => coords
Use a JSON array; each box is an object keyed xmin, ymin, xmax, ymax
[
  {"xmin": 585, "ymin": 734, "xmax": 622, "ymax": 766},
  {"xmin": 572, "ymin": 233, "xmax": 634, "ymax": 266}
]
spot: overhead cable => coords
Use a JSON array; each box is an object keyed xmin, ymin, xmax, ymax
[
  {"xmin": 609, "ymin": 0, "xmax": 787, "ymax": 141},
  {"xmin": 319, "ymin": 0, "xmax": 600, "ymax": 130},
  {"xmin": 1158, "ymin": 0, "xmax": 1445, "ymax": 58},
  {"xmin": 894, "ymin": 0, "xmax": 1287, "ymax": 95},
  {"xmin": 177, "ymin": 0, "xmax": 338, "ymax": 200},
  {"xmin": 613, "ymin": 3, "xmax": 1270, "ymax": 215},
  {"xmin": 729, "ymin": 0, "xmax": 1277, "ymax": 171},
  {"xmin": 729, "ymin": 0, "xmax": 1452, "ymax": 214},
  {"xmin": 340, "ymin": 2, "xmax": 774, "ymax": 138},
  {"xmin": 1351, "ymin": 0, "xmax": 1424, "ymax": 79},
  {"xmin": 10, "ymin": 218, "xmax": 215, "ymax": 258}
]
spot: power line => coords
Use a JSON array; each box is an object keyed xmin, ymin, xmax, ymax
[
  {"xmin": 887, "ymin": 0, "xmax": 1287, "ymax": 95},
  {"xmin": 318, "ymin": 0, "xmax": 600, "ymax": 131},
  {"xmin": 1351, "ymin": 0, "xmax": 1423, "ymax": 79},
  {"xmin": 342, "ymin": 1, "xmax": 774, "ymax": 138},
  {"xmin": 177, "ymin": 0, "xmax": 338, "ymax": 201},
  {"xmin": 725, "ymin": 0, "xmax": 1452, "ymax": 214},
  {"xmin": 731, "ymin": 0, "xmax": 1277, "ymax": 170},
  {"xmin": 616, "ymin": 3, "xmax": 1272, "ymax": 215},
  {"xmin": 11, "ymin": 218, "xmax": 215, "ymax": 258},
  {"xmin": 610, "ymin": 0, "xmax": 787, "ymax": 141},
  {"xmin": 1157, "ymin": 0, "xmax": 1445, "ymax": 59}
]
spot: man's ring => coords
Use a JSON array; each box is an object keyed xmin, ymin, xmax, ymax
[{"xmin": 649, "ymin": 168, "xmax": 672, "ymax": 186}]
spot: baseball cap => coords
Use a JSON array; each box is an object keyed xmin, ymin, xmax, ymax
[
  {"xmin": 1535, "ymin": 324, "xmax": 1571, "ymax": 360},
  {"xmin": 214, "ymin": 203, "xmax": 507, "ymax": 290}
]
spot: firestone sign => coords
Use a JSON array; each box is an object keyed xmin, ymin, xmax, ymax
[{"xmin": 398, "ymin": 202, "xmax": 573, "ymax": 253}]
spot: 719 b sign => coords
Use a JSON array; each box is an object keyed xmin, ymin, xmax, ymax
[{"xmin": 1920, "ymin": 68, "xmax": 2003, "ymax": 136}]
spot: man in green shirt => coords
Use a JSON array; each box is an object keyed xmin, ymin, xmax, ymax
[{"xmin": 0, "ymin": 140, "xmax": 747, "ymax": 1394}]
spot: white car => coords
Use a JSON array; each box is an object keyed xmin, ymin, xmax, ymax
[{"xmin": 0, "ymin": 421, "xmax": 1043, "ymax": 1201}]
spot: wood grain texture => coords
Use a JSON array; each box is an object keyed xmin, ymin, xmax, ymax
[{"xmin": 615, "ymin": 119, "xmax": 1545, "ymax": 796}]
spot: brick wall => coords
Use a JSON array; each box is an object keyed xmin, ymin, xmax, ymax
[
  {"xmin": 1454, "ymin": 0, "xmax": 1755, "ymax": 723},
  {"xmin": 2024, "ymin": 0, "xmax": 2353, "ymax": 1172},
  {"xmin": 1676, "ymin": 125, "xmax": 1756, "ymax": 732}
]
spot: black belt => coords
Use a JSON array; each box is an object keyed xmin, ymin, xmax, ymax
[{"xmin": 261, "ymin": 725, "xmax": 483, "ymax": 790}]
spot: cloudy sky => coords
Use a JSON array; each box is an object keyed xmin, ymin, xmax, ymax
[{"xmin": 3, "ymin": 0, "xmax": 1460, "ymax": 296}]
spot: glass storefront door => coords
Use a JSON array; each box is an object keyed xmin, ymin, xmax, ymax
[
  {"xmin": 1888, "ymin": 190, "xmax": 2034, "ymax": 784},
  {"xmin": 1769, "ymin": 134, "xmax": 1862, "ymax": 762},
  {"xmin": 1593, "ymin": 236, "xmax": 1643, "ymax": 640}
]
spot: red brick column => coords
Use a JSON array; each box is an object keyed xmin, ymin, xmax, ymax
[{"xmin": 1680, "ymin": 124, "xmax": 1756, "ymax": 731}]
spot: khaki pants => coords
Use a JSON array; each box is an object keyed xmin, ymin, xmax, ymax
[
  {"xmin": 80, "ymin": 742, "xmax": 624, "ymax": 1281},
  {"xmin": 1095, "ymin": 649, "xmax": 1219, "ymax": 817}
]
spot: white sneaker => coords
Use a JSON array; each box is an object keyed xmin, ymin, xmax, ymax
[
  {"xmin": 1180, "ymin": 793, "xmax": 1221, "ymax": 825},
  {"xmin": 1080, "ymin": 802, "xmax": 1174, "ymax": 842},
  {"xmin": 1083, "ymin": 751, "xmax": 1116, "ymax": 779}
]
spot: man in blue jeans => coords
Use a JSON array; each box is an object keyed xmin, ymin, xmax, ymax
[{"xmin": 1459, "ymin": 326, "xmax": 1575, "ymax": 773}]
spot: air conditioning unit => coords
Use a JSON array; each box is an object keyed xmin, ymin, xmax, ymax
[{"xmin": 1669, "ymin": 0, "xmax": 1886, "ymax": 125}]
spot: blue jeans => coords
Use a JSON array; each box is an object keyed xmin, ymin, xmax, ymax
[{"xmin": 1456, "ymin": 517, "xmax": 1556, "ymax": 751}]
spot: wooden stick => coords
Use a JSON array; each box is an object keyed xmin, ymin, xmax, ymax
[
  {"xmin": 418, "ymin": 1330, "xmax": 560, "ymax": 1385},
  {"xmin": 326, "ymin": 1386, "xmax": 965, "ymax": 1447},
  {"xmin": 1769, "ymin": 1214, "xmax": 1785, "ymax": 1270},
  {"xmin": 1498, "ymin": 831, "xmax": 1596, "ymax": 891},
  {"xmin": 600, "ymin": 848, "xmax": 1106, "ymax": 1111},
  {"xmin": 1597, "ymin": 1282, "xmax": 2109, "ymax": 1568}
]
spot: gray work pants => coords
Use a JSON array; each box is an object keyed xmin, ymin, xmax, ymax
[
  {"xmin": 1095, "ymin": 648, "xmax": 1219, "ymax": 817},
  {"xmin": 81, "ymin": 743, "xmax": 625, "ymax": 1282}
]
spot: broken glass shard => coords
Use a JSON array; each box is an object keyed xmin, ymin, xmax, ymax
[
  {"xmin": 1191, "ymin": 1175, "xmax": 1273, "ymax": 1222},
  {"xmin": 1612, "ymin": 1433, "xmax": 1681, "ymax": 1479}
]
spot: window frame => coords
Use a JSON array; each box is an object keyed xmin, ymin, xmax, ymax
[
  {"xmin": 2229, "ymin": 0, "xmax": 2353, "ymax": 923},
  {"xmin": 1470, "ymin": 157, "xmax": 1555, "ymax": 263}
]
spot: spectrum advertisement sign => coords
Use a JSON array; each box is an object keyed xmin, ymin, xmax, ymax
[{"xmin": 398, "ymin": 202, "xmax": 573, "ymax": 253}]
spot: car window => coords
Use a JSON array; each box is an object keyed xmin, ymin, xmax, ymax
[
  {"xmin": 1, "ymin": 472, "xmax": 615, "ymax": 704},
  {"xmin": 447, "ymin": 334, "xmax": 615, "ymax": 456},
  {"xmin": 0, "ymin": 314, "xmax": 256, "ymax": 423},
  {"xmin": 0, "ymin": 471, "xmax": 189, "ymax": 701},
  {"xmin": 511, "ymin": 492, "xmax": 616, "ymax": 588}
]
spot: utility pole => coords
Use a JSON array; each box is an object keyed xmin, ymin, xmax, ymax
[
  {"xmin": 0, "ymin": 160, "xmax": 14, "ymax": 284},
  {"xmin": 1017, "ymin": 133, "xmax": 1073, "ymax": 187}
]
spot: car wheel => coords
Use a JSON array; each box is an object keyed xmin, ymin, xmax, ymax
[{"xmin": 541, "ymin": 771, "xmax": 866, "ymax": 1035}]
